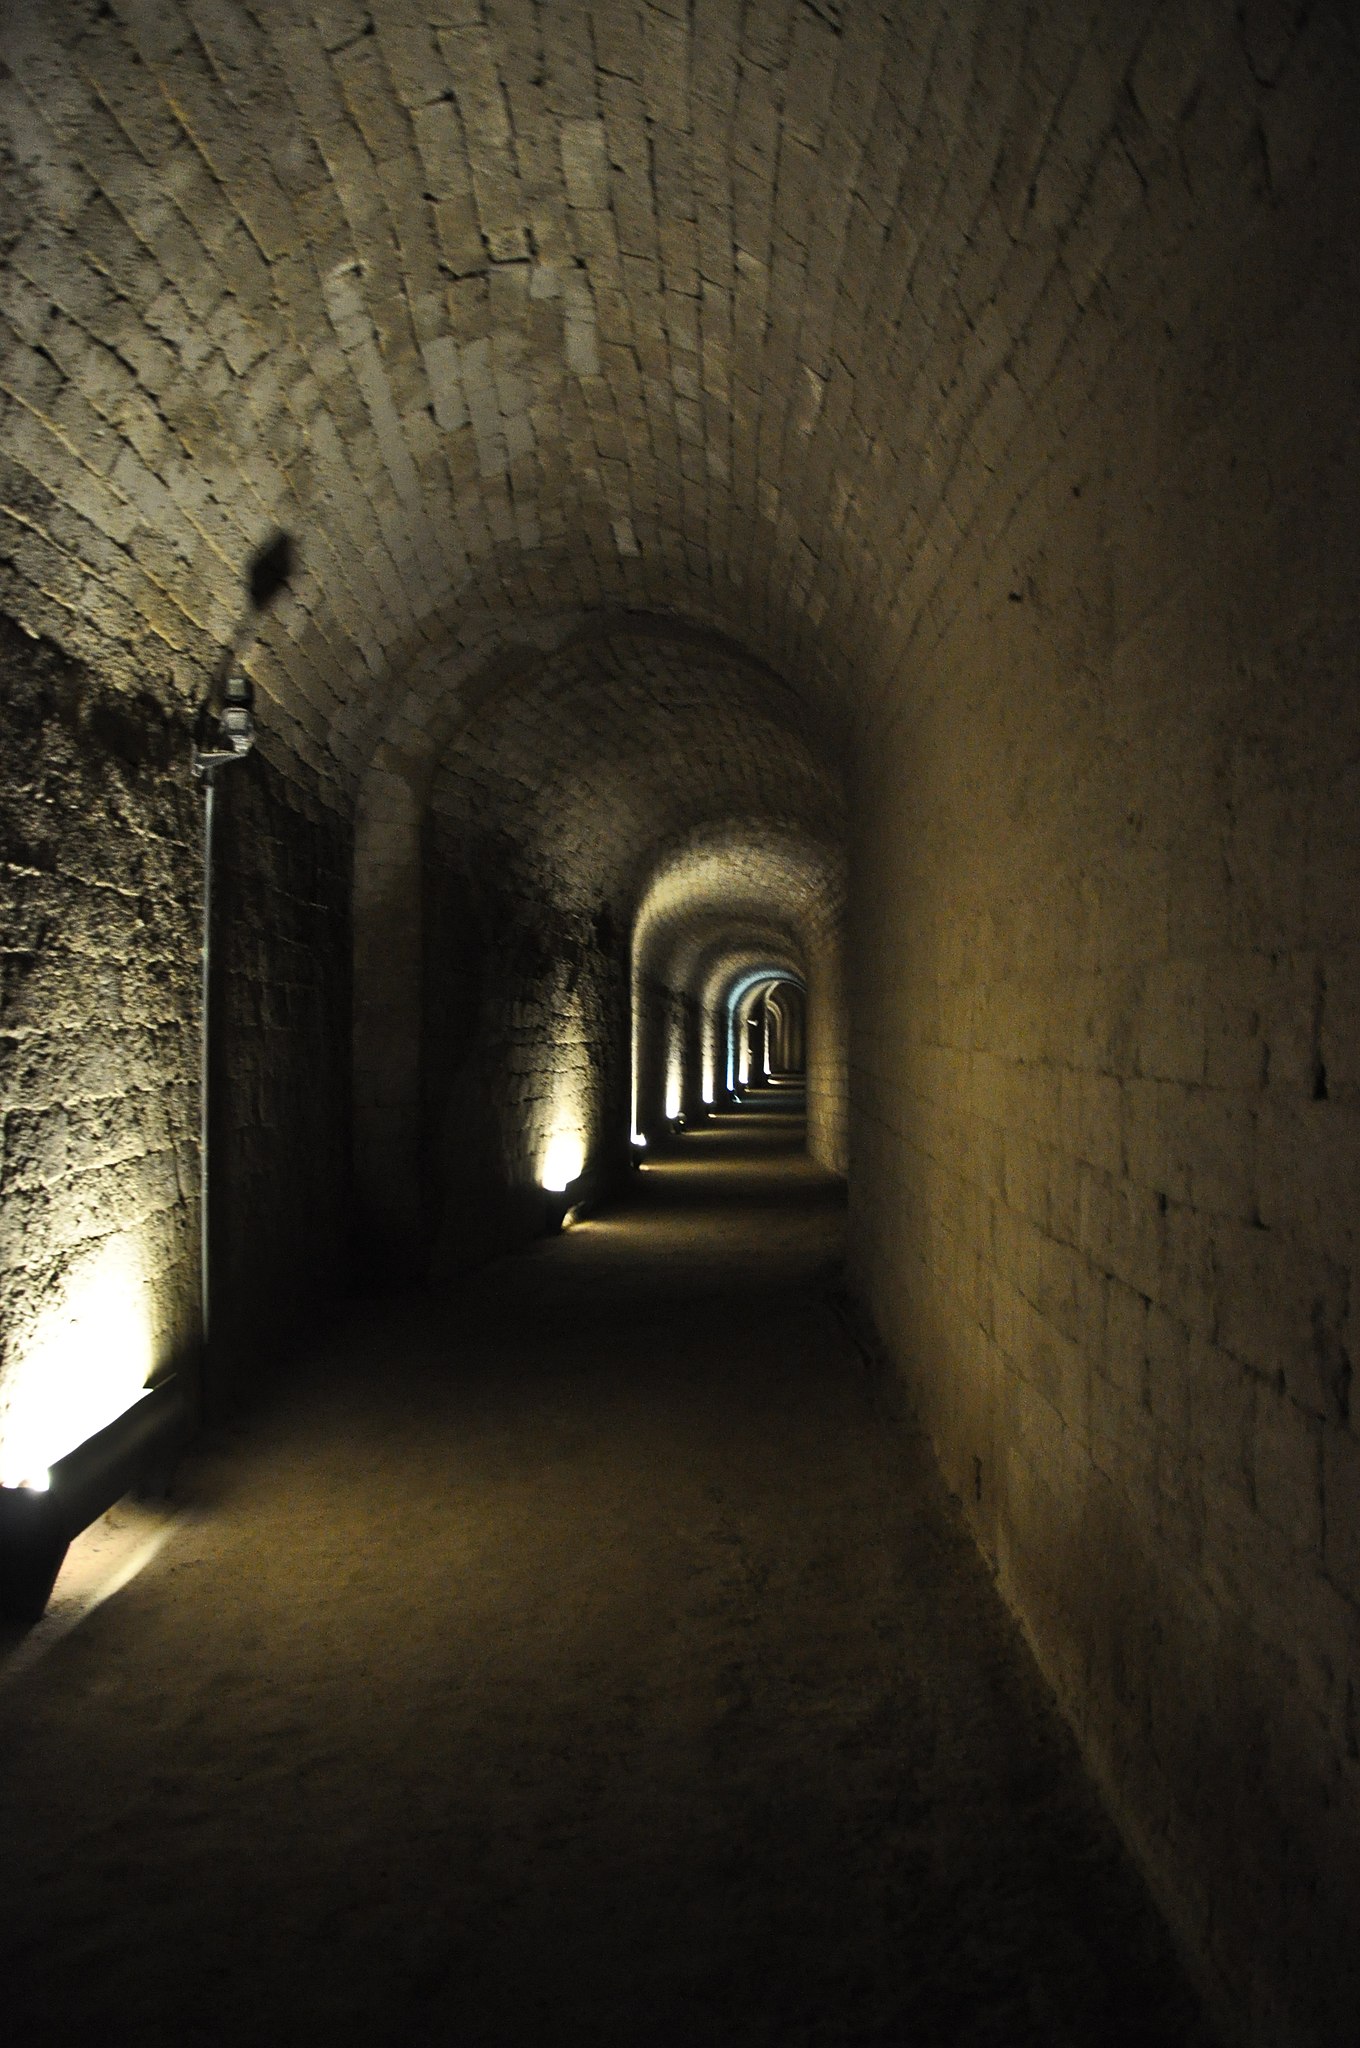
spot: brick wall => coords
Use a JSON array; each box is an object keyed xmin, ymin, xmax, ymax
[
  {"xmin": 3, "ymin": 6, "xmax": 1357, "ymax": 2039},
  {"xmin": 847, "ymin": 16, "xmax": 1360, "ymax": 2040}
]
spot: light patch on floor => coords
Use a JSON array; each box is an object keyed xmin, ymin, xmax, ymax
[{"xmin": 0, "ymin": 1497, "xmax": 180, "ymax": 1686}]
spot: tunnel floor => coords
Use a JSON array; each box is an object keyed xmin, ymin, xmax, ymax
[{"xmin": 0, "ymin": 1108, "xmax": 1217, "ymax": 2047}]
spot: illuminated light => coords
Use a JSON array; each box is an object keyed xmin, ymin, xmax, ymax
[
  {"xmin": 0, "ymin": 1467, "xmax": 51, "ymax": 1494},
  {"xmin": 664, "ymin": 1072, "xmax": 682, "ymax": 1121},
  {"xmin": 540, "ymin": 1130, "xmax": 585, "ymax": 1193},
  {"xmin": 0, "ymin": 1237, "xmax": 153, "ymax": 1492},
  {"xmin": 631, "ymin": 1131, "xmax": 647, "ymax": 1149}
]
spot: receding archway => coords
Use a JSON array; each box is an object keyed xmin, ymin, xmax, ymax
[
  {"xmin": 351, "ymin": 622, "xmax": 844, "ymax": 1271},
  {"xmin": 2, "ymin": 10, "xmax": 1356, "ymax": 2037},
  {"xmin": 628, "ymin": 822, "xmax": 845, "ymax": 1169}
]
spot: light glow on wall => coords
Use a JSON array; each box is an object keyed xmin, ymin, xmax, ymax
[
  {"xmin": 540, "ymin": 1129, "xmax": 585, "ymax": 1193},
  {"xmin": 0, "ymin": 1236, "xmax": 154, "ymax": 1490},
  {"xmin": 538, "ymin": 986, "xmax": 593, "ymax": 1194},
  {"xmin": 664, "ymin": 1068, "xmax": 682, "ymax": 1121},
  {"xmin": 721, "ymin": 966, "xmax": 805, "ymax": 1092}
]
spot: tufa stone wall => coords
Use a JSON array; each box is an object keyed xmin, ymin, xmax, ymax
[
  {"xmin": 208, "ymin": 746, "xmax": 353, "ymax": 1392},
  {"xmin": 0, "ymin": 612, "xmax": 199, "ymax": 1438},
  {"xmin": 352, "ymin": 760, "xmax": 423, "ymax": 1277},
  {"xmin": 0, "ymin": 610, "xmax": 355, "ymax": 1428},
  {"xmin": 847, "ymin": 25, "xmax": 1360, "ymax": 2047},
  {"xmin": 422, "ymin": 825, "xmax": 625, "ymax": 1270},
  {"xmin": 632, "ymin": 968, "xmax": 692, "ymax": 1137},
  {"xmin": 3, "ymin": 7, "xmax": 1357, "ymax": 2040},
  {"xmin": 805, "ymin": 929, "xmax": 848, "ymax": 1177}
]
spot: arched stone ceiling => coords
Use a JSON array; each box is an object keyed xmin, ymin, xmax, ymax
[
  {"xmin": 0, "ymin": 0, "xmax": 1175, "ymax": 798},
  {"xmin": 365, "ymin": 609, "xmax": 841, "ymax": 801},
  {"xmin": 693, "ymin": 933, "xmax": 805, "ymax": 1003},
  {"xmin": 632, "ymin": 820, "xmax": 843, "ymax": 992},
  {"xmin": 428, "ymin": 631, "xmax": 842, "ymax": 919},
  {"xmin": 698, "ymin": 947, "xmax": 805, "ymax": 1046}
]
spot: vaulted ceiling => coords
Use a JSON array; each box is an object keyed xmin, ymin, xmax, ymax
[{"xmin": 0, "ymin": 0, "xmax": 1173, "ymax": 804}]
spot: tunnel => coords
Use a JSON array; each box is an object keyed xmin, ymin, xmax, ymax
[{"xmin": 0, "ymin": 4, "xmax": 1357, "ymax": 2044}]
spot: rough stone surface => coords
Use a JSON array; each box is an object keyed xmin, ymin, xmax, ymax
[
  {"xmin": 631, "ymin": 822, "xmax": 845, "ymax": 1162},
  {"xmin": 410, "ymin": 626, "xmax": 841, "ymax": 1261},
  {"xmin": 209, "ymin": 749, "xmax": 352, "ymax": 1390},
  {"xmin": 0, "ymin": 1120, "xmax": 1217, "ymax": 2048},
  {"xmin": 0, "ymin": 614, "xmax": 199, "ymax": 1430},
  {"xmin": 0, "ymin": 611, "xmax": 354, "ymax": 1430},
  {"xmin": 0, "ymin": 5, "xmax": 1357, "ymax": 2041},
  {"xmin": 845, "ymin": 23, "xmax": 1360, "ymax": 2039}
]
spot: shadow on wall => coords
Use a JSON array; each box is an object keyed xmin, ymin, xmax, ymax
[
  {"xmin": 421, "ymin": 851, "xmax": 507, "ymax": 1270},
  {"xmin": 0, "ymin": 615, "xmax": 202, "ymax": 1470},
  {"xmin": 0, "ymin": 614, "xmax": 353, "ymax": 1438},
  {"xmin": 421, "ymin": 842, "xmax": 629, "ymax": 1276},
  {"xmin": 206, "ymin": 744, "xmax": 354, "ymax": 1388}
]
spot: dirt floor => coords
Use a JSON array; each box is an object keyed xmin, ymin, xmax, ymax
[{"xmin": 0, "ymin": 1106, "xmax": 1218, "ymax": 2046}]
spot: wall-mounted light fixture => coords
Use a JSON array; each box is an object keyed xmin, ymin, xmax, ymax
[
  {"xmin": 193, "ymin": 674, "xmax": 255, "ymax": 1391},
  {"xmin": 194, "ymin": 532, "xmax": 294, "ymax": 1406},
  {"xmin": 193, "ymin": 671, "xmax": 256, "ymax": 775}
]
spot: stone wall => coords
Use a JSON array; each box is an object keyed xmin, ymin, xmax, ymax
[
  {"xmin": 0, "ymin": 614, "xmax": 354, "ymax": 1443},
  {"xmin": 3, "ymin": 7, "xmax": 1357, "ymax": 2039},
  {"xmin": 805, "ymin": 932, "xmax": 847, "ymax": 1177},
  {"xmin": 633, "ymin": 970, "xmax": 690, "ymax": 1137},
  {"xmin": 422, "ymin": 823, "xmax": 626, "ymax": 1270},
  {"xmin": 847, "ymin": 41, "xmax": 1360, "ymax": 2045},
  {"xmin": 208, "ymin": 745, "xmax": 352, "ymax": 1398},
  {"xmin": 0, "ymin": 614, "xmax": 199, "ymax": 1466},
  {"xmin": 352, "ymin": 761, "xmax": 423, "ymax": 1278}
]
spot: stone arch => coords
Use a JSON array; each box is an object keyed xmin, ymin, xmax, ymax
[
  {"xmin": 630, "ymin": 822, "xmax": 845, "ymax": 1167},
  {"xmin": 2, "ymin": 10, "xmax": 1358, "ymax": 2033},
  {"xmin": 351, "ymin": 618, "xmax": 844, "ymax": 1270}
]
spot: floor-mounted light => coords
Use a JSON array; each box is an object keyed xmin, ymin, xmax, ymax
[
  {"xmin": 539, "ymin": 1131, "xmax": 586, "ymax": 1233},
  {"xmin": 0, "ymin": 1379, "xmax": 188, "ymax": 1624},
  {"xmin": 540, "ymin": 1132, "xmax": 585, "ymax": 1194}
]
